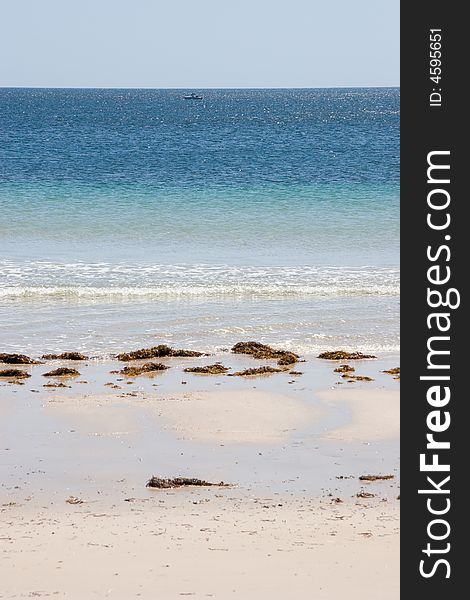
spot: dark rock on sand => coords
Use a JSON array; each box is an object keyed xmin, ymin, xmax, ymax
[
  {"xmin": 318, "ymin": 350, "xmax": 377, "ymax": 360},
  {"xmin": 288, "ymin": 370, "xmax": 303, "ymax": 375},
  {"xmin": 0, "ymin": 368, "xmax": 31, "ymax": 379},
  {"xmin": 359, "ymin": 474, "xmax": 394, "ymax": 482},
  {"xmin": 146, "ymin": 477, "xmax": 229, "ymax": 489},
  {"xmin": 41, "ymin": 352, "xmax": 88, "ymax": 361},
  {"xmin": 184, "ymin": 363, "xmax": 230, "ymax": 374},
  {"xmin": 117, "ymin": 345, "xmax": 204, "ymax": 361},
  {"xmin": 0, "ymin": 353, "xmax": 40, "ymax": 365},
  {"xmin": 42, "ymin": 367, "xmax": 80, "ymax": 377},
  {"xmin": 231, "ymin": 341, "xmax": 299, "ymax": 366},
  {"xmin": 228, "ymin": 366, "xmax": 283, "ymax": 377},
  {"xmin": 334, "ymin": 364, "xmax": 355, "ymax": 373},
  {"xmin": 118, "ymin": 362, "xmax": 169, "ymax": 377}
]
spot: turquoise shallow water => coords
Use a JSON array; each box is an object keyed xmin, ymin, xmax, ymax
[{"xmin": 0, "ymin": 88, "xmax": 399, "ymax": 356}]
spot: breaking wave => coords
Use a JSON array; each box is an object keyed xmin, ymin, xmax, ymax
[{"xmin": 0, "ymin": 261, "xmax": 399, "ymax": 301}]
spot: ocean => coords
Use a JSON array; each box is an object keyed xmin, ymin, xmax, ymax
[{"xmin": 0, "ymin": 87, "xmax": 399, "ymax": 357}]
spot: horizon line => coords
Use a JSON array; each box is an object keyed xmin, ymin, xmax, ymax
[{"xmin": 0, "ymin": 84, "xmax": 400, "ymax": 91}]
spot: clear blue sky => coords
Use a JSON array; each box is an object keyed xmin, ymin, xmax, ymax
[{"xmin": 0, "ymin": 0, "xmax": 399, "ymax": 88}]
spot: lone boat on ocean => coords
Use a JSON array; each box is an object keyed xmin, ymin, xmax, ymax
[{"xmin": 183, "ymin": 92, "xmax": 203, "ymax": 100}]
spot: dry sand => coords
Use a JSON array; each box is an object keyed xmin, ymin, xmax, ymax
[{"xmin": 1, "ymin": 491, "xmax": 399, "ymax": 600}]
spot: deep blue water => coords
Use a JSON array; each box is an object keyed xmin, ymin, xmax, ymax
[
  {"xmin": 0, "ymin": 88, "xmax": 399, "ymax": 355},
  {"xmin": 0, "ymin": 88, "xmax": 398, "ymax": 186}
]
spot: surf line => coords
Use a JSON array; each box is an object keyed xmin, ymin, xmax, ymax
[{"xmin": 418, "ymin": 150, "xmax": 460, "ymax": 580}]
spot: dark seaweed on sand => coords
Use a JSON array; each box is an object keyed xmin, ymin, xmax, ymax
[
  {"xmin": 228, "ymin": 366, "xmax": 283, "ymax": 377},
  {"xmin": 43, "ymin": 382, "xmax": 71, "ymax": 388},
  {"xmin": 318, "ymin": 350, "xmax": 376, "ymax": 360},
  {"xmin": 0, "ymin": 353, "xmax": 40, "ymax": 365},
  {"xmin": 42, "ymin": 367, "xmax": 80, "ymax": 377},
  {"xmin": 184, "ymin": 363, "xmax": 230, "ymax": 374},
  {"xmin": 231, "ymin": 341, "xmax": 299, "ymax": 366},
  {"xmin": 383, "ymin": 367, "xmax": 400, "ymax": 375},
  {"xmin": 146, "ymin": 477, "xmax": 229, "ymax": 489},
  {"xmin": 341, "ymin": 374, "xmax": 374, "ymax": 382},
  {"xmin": 334, "ymin": 364, "xmax": 355, "ymax": 373},
  {"xmin": 356, "ymin": 492, "xmax": 376, "ymax": 498},
  {"xmin": 0, "ymin": 368, "xmax": 31, "ymax": 379},
  {"xmin": 42, "ymin": 352, "xmax": 88, "ymax": 361},
  {"xmin": 117, "ymin": 345, "xmax": 204, "ymax": 361},
  {"xmin": 118, "ymin": 362, "xmax": 169, "ymax": 376}
]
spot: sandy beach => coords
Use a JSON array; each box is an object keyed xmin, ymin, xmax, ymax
[
  {"xmin": 1, "ymin": 490, "xmax": 399, "ymax": 600},
  {"xmin": 1, "ymin": 350, "xmax": 399, "ymax": 599}
]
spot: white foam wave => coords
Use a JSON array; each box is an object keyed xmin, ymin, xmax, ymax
[
  {"xmin": 0, "ymin": 283, "xmax": 399, "ymax": 301},
  {"xmin": 0, "ymin": 260, "xmax": 399, "ymax": 301}
]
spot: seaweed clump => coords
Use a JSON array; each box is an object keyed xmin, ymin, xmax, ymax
[
  {"xmin": 184, "ymin": 363, "xmax": 230, "ymax": 375},
  {"xmin": 0, "ymin": 353, "xmax": 40, "ymax": 365},
  {"xmin": 228, "ymin": 366, "xmax": 282, "ymax": 377},
  {"xmin": 42, "ymin": 367, "xmax": 80, "ymax": 377},
  {"xmin": 342, "ymin": 374, "xmax": 374, "ymax": 382},
  {"xmin": 318, "ymin": 350, "xmax": 376, "ymax": 360},
  {"xmin": 66, "ymin": 496, "xmax": 84, "ymax": 504},
  {"xmin": 117, "ymin": 345, "xmax": 204, "ymax": 361},
  {"xmin": 383, "ymin": 367, "xmax": 400, "ymax": 380},
  {"xmin": 231, "ymin": 341, "xmax": 299, "ymax": 366},
  {"xmin": 356, "ymin": 491, "xmax": 376, "ymax": 499},
  {"xmin": 118, "ymin": 362, "xmax": 169, "ymax": 377},
  {"xmin": 0, "ymin": 368, "xmax": 31, "ymax": 379},
  {"xmin": 42, "ymin": 352, "xmax": 88, "ymax": 361},
  {"xmin": 359, "ymin": 474, "xmax": 394, "ymax": 482},
  {"xmin": 334, "ymin": 364, "xmax": 355, "ymax": 374},
  {"xmin": 146, "ymin": 477, "xmax": 229, "ymax": 489},
  {"xmin": 43, "ymin": 382, "xmax": 71, "ymax": 388}
]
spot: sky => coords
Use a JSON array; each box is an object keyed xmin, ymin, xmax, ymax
[{"xmin": 0, "ymin": 0, "xmax": 399, "ymax": 88}]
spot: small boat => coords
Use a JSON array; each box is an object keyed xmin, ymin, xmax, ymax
[{"xmin": 183, "ymin": 92, "xmax": 203, "ymax": 100}]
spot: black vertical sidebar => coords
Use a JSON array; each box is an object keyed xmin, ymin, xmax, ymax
[{"xmin": 401, "ymin": 2, "xmax": 466, "ymax": 596}]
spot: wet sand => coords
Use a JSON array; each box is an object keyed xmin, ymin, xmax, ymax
[{"xmin": 0, "ymin": 352, "xmax": 399, "ymax": 598}]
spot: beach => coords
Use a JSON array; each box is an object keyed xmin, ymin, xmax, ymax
[
  {"xmin": 0, "ymin": 87, "xmax": 400, "ymax": 597},
  {"xmin": 1, "ymin": 491, "xmax": 399, "ymax": 600},
  {"xmin": 1, "ymin": 350, "xmax": 399, "ymax": 598}
]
